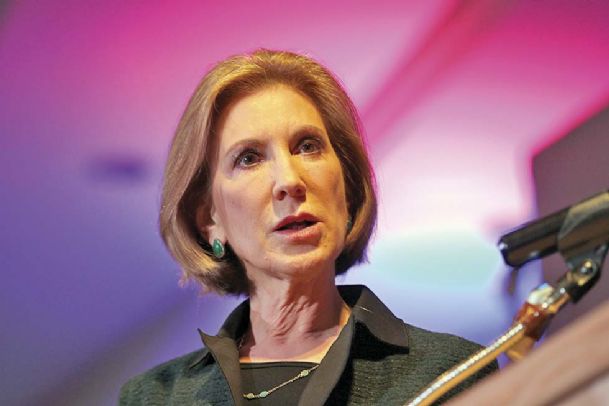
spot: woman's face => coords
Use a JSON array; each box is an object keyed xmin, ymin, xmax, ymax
[{"xmin": 206, "ymin": 84, "xmax": 349, "ymax": 283}]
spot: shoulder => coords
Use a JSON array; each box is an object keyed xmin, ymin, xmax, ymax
[
  {"xmin": 405, "ymin": 322, "xmax": 498, "ymax": 371},
  {"xmin": 119, "ymin": 349, "xmax": 209, "ymax": 405},
  {"xmin": 404, "ymin": 323, "xmax": 498, "ymax": 396},
  {"xmin": 406, "ymin": 323, "xmax": 487, "ymax": 362}
]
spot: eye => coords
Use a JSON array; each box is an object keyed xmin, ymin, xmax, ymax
[
  {"xmin": 234, "ymin": 149, "xmax": 262, "ymax": 168},
  {"xmin": 297, "ymin": 138, "xmax": 322, "ymax": 155}
]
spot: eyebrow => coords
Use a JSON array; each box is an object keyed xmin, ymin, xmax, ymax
[{"xmin": 293, "ymin": 125, "xmax": 326, "ymax": 139}]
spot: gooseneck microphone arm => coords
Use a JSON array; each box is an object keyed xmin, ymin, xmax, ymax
[{"xmin": 406, "ymin": 191, "xmax": 609, "ymax": 406}]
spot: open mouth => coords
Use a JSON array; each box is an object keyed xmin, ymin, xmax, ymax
[{"xmin": 277, "ymin": 220, "xmax": 317, "ymax": 231}]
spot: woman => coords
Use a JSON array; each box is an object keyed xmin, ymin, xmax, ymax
[{"xmin": 120, "ymin": 49, "xmax": 497, "ymax": 405}]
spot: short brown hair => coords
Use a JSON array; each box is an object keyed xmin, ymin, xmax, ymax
[{"xmin": 160, "ymin": 49, "xmax": 377, "ymax": 295}]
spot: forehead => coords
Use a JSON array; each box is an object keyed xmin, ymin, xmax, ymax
[{"xmin": 215, "ymin": 85, "xmax": 327, "ymax": 149}]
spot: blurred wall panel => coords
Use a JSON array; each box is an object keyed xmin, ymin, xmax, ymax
[{"xmin": 533, "ymin": 102, "xmax": 609, "ymax": 336}]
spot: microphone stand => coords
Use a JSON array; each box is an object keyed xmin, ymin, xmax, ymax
[{"xmin": 405, "ymin": 191, "xmax": 609, "ymax": 406}]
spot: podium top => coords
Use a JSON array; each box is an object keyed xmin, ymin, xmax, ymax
[{"xmin": 448, "ymin": 299, "xmax": 609, "ymax": 405}]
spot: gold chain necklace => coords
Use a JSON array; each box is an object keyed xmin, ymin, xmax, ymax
[
  {"xmin": 238, "ymin": 335, "xmax": 319, "ymax": 400},
  {"xmin": 242, "ymin": 364, "xmax": 319, "ymax": 400}
]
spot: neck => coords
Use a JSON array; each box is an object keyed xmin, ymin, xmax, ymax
[{"xmin": 240, "ymin": 271, "xmax": 350, "ymax": 363}]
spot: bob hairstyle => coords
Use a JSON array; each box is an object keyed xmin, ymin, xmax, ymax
[{"xmin": 160, "ymin": 49, "xmax": 377, "ymax": 295}]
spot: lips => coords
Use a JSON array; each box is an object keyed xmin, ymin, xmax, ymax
[
  {"xmin": 273, "ymin": 213, "xmax": 319, "ymax": 232},
  {"xmin": 277, "ymin": 220, "xmax": 316, "ymax": 231}
]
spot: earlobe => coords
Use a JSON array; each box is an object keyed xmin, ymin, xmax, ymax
[
  {"xmin": 206, "ymin": 223, "xmax": 226, "ymax": 247},
  {"xmin": 196, "ymin": 204, "xmax": 227, "ymax": 247},
  {"xmin": 203, "ymin": 205, "xmax": 227, "ymax": 248}
]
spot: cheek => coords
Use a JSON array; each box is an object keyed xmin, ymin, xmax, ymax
[
  {"xmin": 214, "ymin": 178, "xmax": 266, "ymax": 238},
  {"xmin": 215, "ymin": 186, "xmax": 246, "ymax": 229},
  {"xmin": 309, "ymin": 160, "xmax": 349, "ymax": 232},
  {"xmin": 328, "ymin": 164, "xmax": 348, "ymax": 214}
]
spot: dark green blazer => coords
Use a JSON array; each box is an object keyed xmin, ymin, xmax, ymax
[{"xmin": 120, "ymin": 285, "xmax": 498, "ymax": 405}]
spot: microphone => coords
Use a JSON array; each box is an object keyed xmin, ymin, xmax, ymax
[{"xmin": 498, "ymin": 191, "xmax": 609, "ymax": 268}]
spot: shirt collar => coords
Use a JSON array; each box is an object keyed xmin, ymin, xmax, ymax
[
  {"xmin": 340, "ymin": 285, "xmax": 410, "ymax": 349},
  {"xmin": 188, "ymin": 300, "xmax": 249, "ymax": 369},
  {"xmin": 189, "ymin": 284, "xmax": 409, "ymax": 368}
]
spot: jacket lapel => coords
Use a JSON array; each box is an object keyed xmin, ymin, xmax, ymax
[{"xmin": 199, "ymin": 330, "xmax": 244, "ymax": 406}]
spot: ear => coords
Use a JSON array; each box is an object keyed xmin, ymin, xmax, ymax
[{"xmin": 196, "ymin": 203, "xmax": 226, "ymax": 245}]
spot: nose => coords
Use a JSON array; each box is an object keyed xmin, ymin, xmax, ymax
[{"xmin": 271, "ymin": 154, "xmax": 306, "ymax": 201}]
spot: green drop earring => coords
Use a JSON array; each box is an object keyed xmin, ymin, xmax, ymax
[{"xmin": 212, "ymin": 239, "xmax": 225, "ymax": 259}]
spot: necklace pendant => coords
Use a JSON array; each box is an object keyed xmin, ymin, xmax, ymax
[
  {"xmin": 244, "ymin": 393, "xmax": 255, "ymax": 399},
  {"xmin": 259, "ymin": 391, "xmax": 269, "ymax": 398}
]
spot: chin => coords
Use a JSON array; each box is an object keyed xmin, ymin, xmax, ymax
[
  {"xmin": 275, "ymin": 247, "xmax": 340, "ymax": 277},
  {"xmin": 241, "ymin": 238, "xmax": 344, "ymax": 281}
]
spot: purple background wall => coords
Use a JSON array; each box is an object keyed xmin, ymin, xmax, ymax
[{"xmin": 2, "ymin": 1, "xmax": 609, "ymax": 404}]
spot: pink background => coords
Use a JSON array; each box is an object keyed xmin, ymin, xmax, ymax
[{"xmin": 2, "ymin": 1, "xmax": 609, "ymax": 404}]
